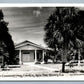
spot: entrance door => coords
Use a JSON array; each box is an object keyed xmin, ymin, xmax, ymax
[
  {"xmin": 23, "ymin": 54, "xmax": 31, "ymax": 62},
  {"xmin": 22, "ymin": 53, "xmax": 34, "ymax": 63}
]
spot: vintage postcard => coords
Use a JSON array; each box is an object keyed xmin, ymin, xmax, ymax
[{"xmin": 0, "ymin": 4, "xmax": 84, "ymax": 81}]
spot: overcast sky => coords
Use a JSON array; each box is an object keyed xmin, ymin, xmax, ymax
[
  {"xmin": 0, "ymin": 7, "xmax": 55, "ymax": 47},
  {"xmin": 1, "ymin": 7, "xmax": 83, "ymax": 47}
]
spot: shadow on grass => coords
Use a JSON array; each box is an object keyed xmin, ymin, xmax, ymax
[
  {"xmin": 64, "ymin": 69, "xmax": 79, "ymax": 73},
  {"xmin": 80, "ymin": 70, "xmax": 84, "ymax": 73},
  {"xmin": 54, "ymin": 69, "xmax": 84, "ymax": 73}
]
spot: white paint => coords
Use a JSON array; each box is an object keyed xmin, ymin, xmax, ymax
[
  {"xmin": 42, "ymin": 50, "xmax": 45, "ymax": 63},
  {"xmin": 16, "ymin": 45, "xmax": 42, "ymax": 50},
  {"xmin": 19, "ymin": 50, "xmax": 22, "ymax": 65},
  {"xmin": 34, "ymin": 50, "xmax": 37, "ymax": 63}
]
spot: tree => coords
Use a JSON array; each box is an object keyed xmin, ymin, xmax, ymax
[
  {"xmin": 0, "ymin": 10, "xmax": 15, "ymax": 66},
  {"xmin": 44, "ymin": 7, "xmax": 81, "ymax": 72}
]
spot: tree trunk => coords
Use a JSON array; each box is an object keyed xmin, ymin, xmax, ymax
[
  {"xmin": 53, "ymin": 55, "xmax": 57, "ymax": 63},
  {"xmin": 78, "ymin": 49, "xmax": 80, "ymax": 66},
  {"xmin": 61, "ymin": 48, "xmax": 68, "ymax": 72},
  {"xmin": 62, "ymin": 62, "xmax": 65, "ymax": 72},
  {"xmin": 53, "ymin": 47, "xmax": 58, "ymax": 63}
]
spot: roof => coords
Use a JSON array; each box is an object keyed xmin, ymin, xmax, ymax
[{"xmin": 15, "ymin": 40, "xmax": 45, "ymax": 50}]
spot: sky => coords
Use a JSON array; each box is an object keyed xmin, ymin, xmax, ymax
[
  {"xmin": 0, "ymin": 7, "xmax": 83, "ymax": 47},
  {"xmin": 0, "ymin": 7, "xmax": 55, "ymax": 47}
]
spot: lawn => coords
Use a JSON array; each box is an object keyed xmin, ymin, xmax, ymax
[{"xmin": 0, "ymin": 63, "xmax": 84, "ymax": 80}]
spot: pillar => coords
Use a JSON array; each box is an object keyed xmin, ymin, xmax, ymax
[
  {"xmin": 41, "ymin": 50, "xmax": 45, "ymax": 64},
  {"xmin": 42, "ymin": 50, "xmax": 45, "ymax": 63},
  {"xmin": 34, "ymin": 50, "xmax": 37, "ymax": 63},
  {"xmin": 19, "ymin": 50, "xmax": 22, "ymax": 65}
]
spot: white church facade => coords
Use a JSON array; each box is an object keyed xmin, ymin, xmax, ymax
[{"xmin": 15, "ymin": 40, "xmax": 45, "ymax": 64}]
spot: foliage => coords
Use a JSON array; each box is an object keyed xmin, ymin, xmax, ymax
[
  {"xmin": 0, "ymin": 10, "xmax": 15, "ymax": 65},
  {"xmin": 44, "ymin": 7, "xmax": 79, "ymax": 50},
  {"xmin": 44, "ymin": 7, "xmax": 84, "ymax": 72}
]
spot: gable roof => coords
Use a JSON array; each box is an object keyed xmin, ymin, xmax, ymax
[{"xmin": 15, "ymin": 40, "xmax": 45, "ymax": 50}]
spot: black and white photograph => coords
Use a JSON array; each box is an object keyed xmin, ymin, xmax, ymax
[{"xmin": 0, "ymin": 4, "xmax": 84, "ymax": 80}]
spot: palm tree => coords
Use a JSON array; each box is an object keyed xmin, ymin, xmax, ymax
[{"xmin": 44, "ymin": 7, "xmax": 80, "ymax": 72}]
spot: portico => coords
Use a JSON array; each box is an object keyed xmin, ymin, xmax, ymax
[{"xmin": 15, "ymin": 40, "xmax": 45, "ymax": 64}]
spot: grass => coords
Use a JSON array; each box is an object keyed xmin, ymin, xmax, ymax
[{"xmin": 0, "ymin": 63, "xmax": 84, "ymax": 78}]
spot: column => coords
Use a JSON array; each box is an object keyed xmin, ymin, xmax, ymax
[
  {"xmin": 34, "ymin": 50, "xmax": 37, "ymax": 63},
  {"xmin": 42, "ymin": 50, "xmax": 45, "ymax": 63},
  {"xmin": 41, "ymin": 50, "xmax": 45, "ymax": 64},
  {"xmin": 19, "ymin": 50, "xmax": 22, "ymax": 65}
]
